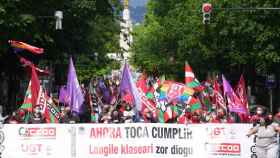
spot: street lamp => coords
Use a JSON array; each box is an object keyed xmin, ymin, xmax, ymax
[
  {"xmin": 54, "ymin": 10, "xmax": 63, "ymax": 30},
  {"xmin": 94, "ymin": 52, "xmax": 98, "ymax": 62}
]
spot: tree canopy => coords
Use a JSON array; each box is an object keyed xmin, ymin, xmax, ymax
[
  {"xmin": 0, "ymin": 0, "xmax": 123, "ymax": 111},
  {"xmin": 0, "ymin": 0, "xmax": 122, "ymax": 82},
  {"xmin": 131, "ymin": 0, "xmax": 280, "ymax": 82}
]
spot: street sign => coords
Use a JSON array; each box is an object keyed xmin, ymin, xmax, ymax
[{"xmin": 265, "ymin": 74, "xmax": 276, "ymax": 89}]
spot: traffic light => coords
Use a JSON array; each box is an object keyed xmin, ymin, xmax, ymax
[{"xmin": 202, "ymin": 3, "xmax": 212, "ymax": 24}]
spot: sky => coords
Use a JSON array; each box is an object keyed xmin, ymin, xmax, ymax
[
  {"xmin": 130, "ymin": 0, "xmax": 148, "ymax": 7},
  {"xmin": 129, "ymin": 0, "xmax": 148, "ymax": 23}
]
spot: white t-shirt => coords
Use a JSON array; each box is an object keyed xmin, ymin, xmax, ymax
[{"xmin": 254, "ymin": 124, "xmax": 278, "ymax": 147}]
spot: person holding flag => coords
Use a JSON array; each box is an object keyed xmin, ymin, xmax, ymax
[{"xmin": 65, "ymin": 57, "xmax": 85, "ymax": 119}]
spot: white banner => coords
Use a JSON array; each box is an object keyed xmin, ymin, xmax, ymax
[
  {"xmin": 2, "ymin": 124, "xmax": 72, "ymax": 158},
  {"xmin": 198, "ymin": 124, "xmax": 255, "ymax": 158},
  {"xmin": 76, "ymin": 123, "xmax": 203, "ymax": 158},
  {"xmin": 0, "ymin": 123, "xmax": 255, "ymax": 158}
]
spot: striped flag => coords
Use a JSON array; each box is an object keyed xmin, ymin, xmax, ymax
[
  {"xmin": 185, "ymin": 61, "xmax": 204, "ymax": 91},
  {"xmin": 185, "ymin": 61, "xmax": 195, "ymax": 84}
]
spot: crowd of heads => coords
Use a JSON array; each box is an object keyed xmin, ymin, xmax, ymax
[
  {"xmin": 250, "ymin": 106, "xmax": 280, "ymax": 127},
  {"xmin": 6, "ymin": 74, "xmax": 280, "ymax": 125}
]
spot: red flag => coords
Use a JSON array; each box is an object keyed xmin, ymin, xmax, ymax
[
  {"xmin": 18, "ymin": 55, "xmax": 50, "ymax": 75},
  {"xmin": 213, "ymin": 80, "xmax": 226, "ymax": 110},
  {"xmin": 136, "ymin": 76, "xmax": 157, "ymax": 112},
  {"xmin": 136, "ymin": 74, "xmax": 148, "ymax": 93},
  {"xmin": 235, "ymin": 75, "xmax": 249, "ymax": 113},
  {"xmin": 235, "ymin": 75, "xmax": 249, "ymax": 122},
  {"xmin": 31, "ymin": 65, "xmax": 40, "ymax": 109},
  {"xmin": 36, "ymin": 86, "xmax": 46, "ymax": 109},
  {"xmin": 9, "ymin": 40, "xmax": 44, "ymax": 54}
]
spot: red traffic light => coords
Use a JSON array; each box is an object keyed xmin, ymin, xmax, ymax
[{"xmin": 202, "ymin": 3, "xmax": 212, "ymax": 13}]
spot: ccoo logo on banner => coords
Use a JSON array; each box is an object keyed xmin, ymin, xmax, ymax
[
  {"xmin": 18, "ymin": 127, "xmax": 56, "ymax": 139},
  {"xmin": 205, "ymin": 143, "xmax": 241, "ymax": 156}
]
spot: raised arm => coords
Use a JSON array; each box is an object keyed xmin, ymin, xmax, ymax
[{"xmin": 246, "ymin": 127, "xmax": 258, "ymax": 137}]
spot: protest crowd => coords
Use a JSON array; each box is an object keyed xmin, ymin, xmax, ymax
[{"xmin": 5, "ymin": 41, "xmax": 280, "ymax": 126}]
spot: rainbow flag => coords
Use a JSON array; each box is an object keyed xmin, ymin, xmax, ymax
[{"xmin": 160, "ymin": 81, "xmax": 194, "ymax": 103}]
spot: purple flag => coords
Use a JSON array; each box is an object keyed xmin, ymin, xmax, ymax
[
  {"xmin": 120, "ymin": 62, "xmax": 141, "ymax": 110},
  {"xmin": 59, "ymin": 85, "xmax": 68, "ymax": 104},
  {"xmin": 66, "ymin": 57, "xmax": 84, "ymax": 114},
  {"xmin": 98, "ymin": 80, "xmax": 111, "ymax": 104},
  {"xmin": 222, "ymin": 75, "xmax": 246, "ymax": 114}
]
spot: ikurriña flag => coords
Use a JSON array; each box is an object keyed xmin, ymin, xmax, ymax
[
  {"xmin": 20, "ymin": 81, "xmax": 33, "ymax": 112},
  {"xmin": 187, "ymin": 96, "xmax": 202, "ymax": 112},
  {"xmin": 222, "ymin": 75, "xmax": 247, "ymax": 114},
  {"xmin": 19, "ymin": 67, "xmax": 40, "ymax": 122},
  {"xmin": 66, "ymin": 57, "xmax": 84, "ymax": 114},
  {"xmin": 185, "ymin": 61, "xmax": 195, "ymax": 84},
  {"xmin": 9, "ymin": 40, "xmax": 44, "ymax": 54},
  {"xmin": 185, "ymin": 61, "xmax": 204, "ymax": 92}
]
